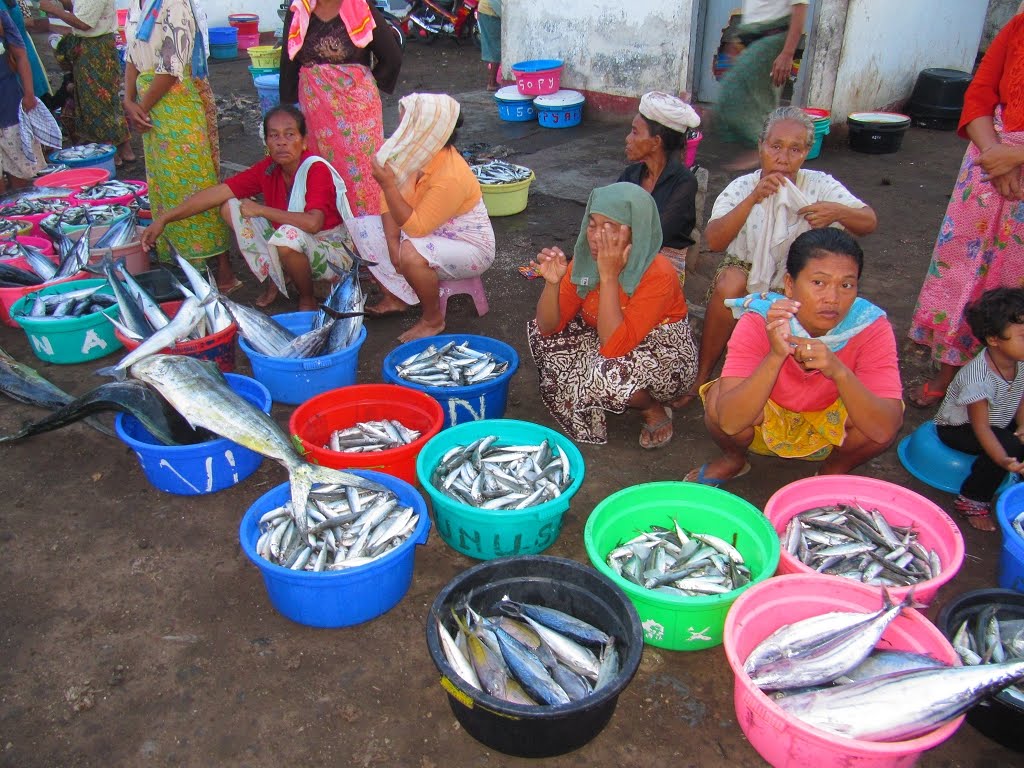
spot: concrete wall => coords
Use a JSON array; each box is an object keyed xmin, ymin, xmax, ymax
[
  {"xmin": 503, "ymin": 0, "xmax": 697, "ymax": 103},
  {"xmin": 828, "ymin": 0, "xmax": 985, "ymax": 120},
  {"xmin": 983, "ymin": 0, "xmax": 1020, "ymax": 51}
]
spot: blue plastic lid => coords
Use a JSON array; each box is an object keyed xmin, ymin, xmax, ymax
[{"xmin": 511, "ymin": 59, "xmax": 563, "ymax": 73}]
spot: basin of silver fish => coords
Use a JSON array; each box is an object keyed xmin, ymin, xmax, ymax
[
  {"xmin": 471, "ymin": 160, "xmax": 534, "ymax": 186},
  {"xmin": 426, "ymin": 555, "xmax": 644, "ymax": 758},
  {"xmin": 74, "ymin": 180, "xmax": 146, "ymax": 201},
  {"xmin": 324, "ymin": 419, "xmax": 420, "ymax": 453},
  {"xmin": 395, "ymin": 340, "xmax": 509, "ymax": 388},
  {"xmin": 50, "ymin": 143, "xmax": 114, "ymax": 162}
]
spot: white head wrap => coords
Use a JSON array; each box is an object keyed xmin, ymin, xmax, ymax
[{"xmin": 638, "ymin": 92, "xmax": 701, "ymax": 134}]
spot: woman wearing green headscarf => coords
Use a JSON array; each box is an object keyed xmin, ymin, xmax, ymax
[{"xmin": 528, "ymin": 182, "xmax": 698, "ymax": 447}]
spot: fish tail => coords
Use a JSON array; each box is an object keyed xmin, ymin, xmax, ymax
[
  {"xmin": 302, "ymin": 462, "xmax": 389, "ymax": 493},
  {"xmin": 94, "ymin": 365, "xmax": 126, "ymax": 381}
]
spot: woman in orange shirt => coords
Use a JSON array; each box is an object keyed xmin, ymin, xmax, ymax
[
  {"xmin": 368, "ymin": 93, "xmax": 495, "ymax": 342},
  {"xmin": 529, "ymin": 183, "xmax": 698, "ymax": 448}
]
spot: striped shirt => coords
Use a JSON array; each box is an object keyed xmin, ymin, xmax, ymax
[{"xmin": 934, "ymin": 349, "xmax": 1024, "ymax": 428}]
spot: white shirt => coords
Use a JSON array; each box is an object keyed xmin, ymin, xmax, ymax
[
  {"xmin": 742, "ymin": 0, "xmax": 809, "ymax": 26},
  {"xmin": 72, "ymin": 0, "xmax": 117, "ymax": 38},
  {"xmin": 935, "ymin": 350, "xmax": 1024, "ymax": 428}
]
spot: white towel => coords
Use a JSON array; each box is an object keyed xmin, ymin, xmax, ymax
[
  {"xmin": 18, "ymin": 102, "xmax": 62, "ymax": 164},
  {"xmin": 746, "ymin": 177, "xmax": 813, "ymax": 294}
]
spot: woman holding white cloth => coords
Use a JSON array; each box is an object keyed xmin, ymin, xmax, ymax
[{"xmin": 141, "ymin": 105, "xmax": 354, "ymax": 311}]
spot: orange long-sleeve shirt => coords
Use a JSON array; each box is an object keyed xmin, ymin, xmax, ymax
[
  {"xmin": 959, "ymin": 14, "xmax": 1024, "ymax": 137},
  {"xmin": 381, "ymin": 146, "xmax": 482, "ymax": 238},
  {"xmin": 543, "ymin": 254, "xmax": 688, "ymax": 358}
]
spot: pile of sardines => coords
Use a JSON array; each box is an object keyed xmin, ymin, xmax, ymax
[
  {"xmin": 0, "ymin": 197, "xmax": 68, "ymax": 216},
  {"xmin": 41, "ymin": 204, "xmax": 130, "ymax": 230},
  {"xmin": 232, "ymin": 259, "xmax": 364, "ymax": 359},
  {"xmin": 75, "ymin": 181, "xmax": 145, "ymax": 201},
  {"xmin": 951, "ymin": 603, "xmax": 1024, "ymax": 705},
  {"xmin": 325, "ymin": 419, "xmax": 420, "ymax": 453},
  {"xmin": 396, "ymin": 341, "xmax": 507, "ymax": 387},
  {"xmin": 782, "ymin": 503, "xmax": 942, "ymax": 587},
  {"xmin": 470, "ymin": 160, "xmax": 533, "ymax": 185},
  {"xmin": 19, "ymin": 284, "xmax": 114, "ymax": 318},
  {"xmin": 744, "ymin": 590, "xmax": 1024, "ymax": 741},
  {"xmin": 431, "ymin": 436, "xmax": 571, "ymax": 509},
  {"xmin": 607, "ymin": 521, "xmax": 751, "ymax": 595},
  {"xmin": 255, "ymin": 484, "xmax": 419, "ymax": 572},
  {"xmin": 2, "ymin": 233, "xmax": 93, "ymax": 290},
  {"xmin": 0, "ymin": 220, "xmax": 25, "ymax": 238},
  {"xmin": 438, "ymin": 596, "xmax": 618, "ymax": 706},
  {"xmin": 50, "ymin": 143, "xmax": 113, "ymax": 162}
]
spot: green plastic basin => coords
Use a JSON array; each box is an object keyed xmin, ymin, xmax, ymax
[{"xmin": 584, "ymin": 481, "xmax": 780, "ymax": 651}]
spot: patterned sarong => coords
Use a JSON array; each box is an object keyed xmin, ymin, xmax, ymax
[
  {"xmin": 715, "ymin": 31, "xmax": 787, "ymax": 148},
  {"xmin": 298, "ymin": 63, "xmax": 383, "ymax": 216},
  {"xmin": 528, "ymin": 317, "xmax": 697, "ymax": 444},
  {"xmin": 138, "ymin": 70, "xmax": 230, "ymax": 264},
  {"xmin": 908, "ymin": 118, "xmax": 1024, "ymax": 367}
]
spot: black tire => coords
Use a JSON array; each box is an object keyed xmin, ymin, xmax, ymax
[{"xmin": 389, "ymin": 20, "xmax": 405, "ymax": 51}]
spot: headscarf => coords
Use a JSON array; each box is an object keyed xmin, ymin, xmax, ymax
[
  {"xmin": 724, "ymin": 292, "xmax": 887, "ymax": 352},
  {"xmin": 375, "ymin": 93, "xmax": 460, "ymax": 190},
  {"xmin": 571, "ymin": 183, "xmax": 663, "ymax": 298},
  {"xmin": 288, "ymin": 0, "xmax": 376, "ymax": 60},
  {"xmin": 639, "ymin": 92, "xmax": 701, "ymax": 133}
]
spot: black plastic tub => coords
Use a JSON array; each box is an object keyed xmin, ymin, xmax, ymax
[
  {"xmin": 133, "ymin": 265, "xmax": 189, "ymax": 304},
  {"xmin": 847, "ymin": 112, "xmax": 912, "ymax": 154},
  {"xmin": 907, "ymin": 68, "xmax": 971, "ymax": 130},
  {"xmin": 935, "ymin": 588, "xmax": 1024, "ymax": 752},
  {"xmin": 425, "ymin": 555, "xmax": 643, "ymax": 758}
]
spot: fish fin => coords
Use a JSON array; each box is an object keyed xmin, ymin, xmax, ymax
[
  {"xmin": 902, "ymin": 586, "xmax": 925, "ymax": 611},
  {"xmin": 94, "ymin": 365, "xmax": 127, "ymax": 381},
  {"xmin": 302, "ymin": 462, "xmax": 389, "ymax": 494},
  {"xmin": 318, "ymin": 306, "xmax": 365, "ymax": 319}
]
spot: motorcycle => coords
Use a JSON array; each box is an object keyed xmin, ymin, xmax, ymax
[
  {"xmin": 407, "ymin": 0, "xmax": 480, "ymax": 46},
  {"xmin": 276, "ymin": 2, "xmax": 408, "ymax": 51}
]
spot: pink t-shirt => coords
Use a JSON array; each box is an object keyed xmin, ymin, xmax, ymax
[{"xmin": 721, "ymin": 314, "xmax": 903, "ymax": 412}]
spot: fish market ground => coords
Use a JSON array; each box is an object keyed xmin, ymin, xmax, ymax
[{"xmin": 0, "ymin": 41, "xmax": 1015, "ymax": 767}]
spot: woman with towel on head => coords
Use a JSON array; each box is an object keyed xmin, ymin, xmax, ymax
[
  {"xmin": 528, "ymin": 182, "xmax": 698, "ymax": 449},
  {"xmin": 618, "ymin": 91, "xmax": 701, "ymax": 286},
  {"xmin": 675, "ymin": 106, "xmax": 877, "ymax": 409},
  {"xmin": 280, "ymin": 0, "xmax": 402, "ymax": 218},
  {"xmin": 367, "ymin": 93, "xmax": 496, "ymax": 342}
]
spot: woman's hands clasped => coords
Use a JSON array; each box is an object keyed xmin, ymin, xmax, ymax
[
  {"xmin": 531, "ymin": 247, "xmax": 569, "ymax": 285},
  {"xmin": 977, "ymin": 144, "xmax": 1024, "ymax": 201},
  {"xmin": 765, "ymin": 298, "xmax": 844, "ymax": 380}
]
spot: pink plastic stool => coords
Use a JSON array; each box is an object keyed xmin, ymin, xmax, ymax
[{"xmin": 438, "ymin": 276, "xmax": 489, "ymax": 318}]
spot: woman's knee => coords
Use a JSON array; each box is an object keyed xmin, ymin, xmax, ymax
[
  {"xmin": 219, "ymin": 199, "xmax": 236, "ymax": 225},
  {"xmin": 712, "ymin": 266, "xmax": 749, "ymax": 300}
]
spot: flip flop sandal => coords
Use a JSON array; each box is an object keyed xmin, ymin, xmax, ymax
[
  {"xmin": 639, "ymin": 406, "xmax": 673, "ymax": 450},
  {"xmin": 907, "ymin": 381, "xmax": 946, "ymax": 409},
  {"xmin": 218, "ymin": 278, "xmax": 244, "ymax": 295},
  {"xmin": 685, "ymin": 461, "xmax": 752, "ymax": 487}
]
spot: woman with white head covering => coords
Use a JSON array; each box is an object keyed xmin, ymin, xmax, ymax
[
  {"xmin": 368, "ymin": 93, "xmax": 496, "ymax": 342},
  {"xmin": 618, "ymin": 91, "xmax": 701, "ymax": 286}
]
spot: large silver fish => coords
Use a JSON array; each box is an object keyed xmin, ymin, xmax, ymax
[
  {"xmin": 172, "ymin": 250, "xmax": 232, "ymax": 333},
  {"xmin": 220, "ymin": 296, "xmax": 296, "ymax": 356},
  {"xmin": 321, "ymin": 254, "xmax": 367, "ymax": 353},
  {"xmin": 777, "ymin": 659, "xmax": 1024, "ymax": 741},
  {"xmin": 128, "ymin": 355, "xmax": 387, "ymax": 530},
  {"xmin": 97, "ymin": 296, "xmax": 209, "ymax": 379}
]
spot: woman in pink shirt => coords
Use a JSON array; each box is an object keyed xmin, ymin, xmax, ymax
[{"xmin": 688, "ymin": 228, "xmax": 903, "ymax": 485}]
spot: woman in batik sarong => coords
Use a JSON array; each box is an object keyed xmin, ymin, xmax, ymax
[
  {"xmin": 366, "ymin": 93, "xmax": 495, "ymax": 343},
  {"xmin": 528, "ymin": 182, "xmax": 698, "ymax": 449},
  {"xmin": 688, "ymin": 229, "xmax": 902, "ymax": 486},
  {"xmin": 280, "ymin": 0, "xmax": 401, "ymax": 217},
  {"xmin": 123, "ymin": 0, "xmax": 231, "ymax": 286},
  {"xmin": 40, "ymin": 0, "xmax": 133, "ymax": 164},
  {"xmin": 141, "ymin": 106, "xmax": 351, "ymax": 312},
  {"xmin": 907, "ymin": 11, "xmax": 1024, "ymax": 408}
]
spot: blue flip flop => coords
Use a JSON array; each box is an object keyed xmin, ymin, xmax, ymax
[{"xmin": 686, "ymin": 462, "xmax": 751, "ymax": 487}]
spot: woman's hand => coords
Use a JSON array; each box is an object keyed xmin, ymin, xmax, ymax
[
  {"xmin": 38, "ymin": 0, "xmax": 62, "ymax": 15},
  {"xmin": 531, "ymin": 247, "xmax": 568, "ymax": 285},
  {"xmin": 798, "ymin": 201, "xmax": 846, "ymax": 228},
  {"xmin": 770, "ymin": 51, "xmax": 795, "ymax": 88},
  {"xmin": 238, "ymin": 199, "xmax": 263, "ymax": 219},
  {"xmin": 791, "ymin": 337, "xmax": 847, "ymax": 381},
  {"xmin": 124, "ymin": 100, "xmax": 153, "ymax": 132},
  {"xmin": 370, "ymin": 156, "xmax": 396, "ymax": 188},
  {"xmin": 749, "ymin": 172, "xmax": 787, "ymax": 204},
  {"xmin": 978, "ymin": 143, "xmax": 1024, "ymax": 180},
  {"xmin": 595, "ymin": 222, "xmax": 631, "ymax": 281},
  {"xmin": 765, "ymin": 298, "xmax": 799, "ymax": 359},
  {"xmin": 990, "ymin": 168, "xmax": 1023, "ymax": 201},
  {"xmin": 139, "ymin": 218, "xmax": 165, "ymax": 252}
]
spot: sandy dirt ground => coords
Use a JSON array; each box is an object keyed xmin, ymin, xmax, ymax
[{"xmin": 0, "ymin": 34, "xmax": 1018, "ymax": 768}]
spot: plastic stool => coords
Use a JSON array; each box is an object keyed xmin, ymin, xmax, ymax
[
  {"xmin": 438, "ymin": 276, "xmax": 489, "ymax": 318},
  {"xmin": 897, "ymin": 420, "xmax": 1019, "ymax": 495}
]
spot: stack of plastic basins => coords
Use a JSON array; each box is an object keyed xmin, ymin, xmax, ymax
[
  {"xmin": 229, "ymin": 13, "xmax": 260, "ymax": 50},
  {"xmin": 209, "ymin": 27, "xmax": 238, "ymax": 60}
]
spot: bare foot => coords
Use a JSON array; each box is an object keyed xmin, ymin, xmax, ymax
[
  {"xmin": 255, "ymin": 282, "xmax": 279, "ymax": 308},
  {"xmin": 398, "ymin": 318, "xmax": 445, "ymax": 343},
  {"xmin": 967, "ymin": 515, "xmax": 997, "ymax": 532},
  {"xmin": 365, "ymin": 296, "xmax": 410, "ymax": 317}
]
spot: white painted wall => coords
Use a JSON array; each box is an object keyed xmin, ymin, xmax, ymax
[
  {"xmin": 503, "ymin": 0, "xmax": 698, "ymax": 99},
  {"xmin": 113, "ymin": 1, "xmax": 286, "ymax": 32},
  {"xmin": 829, "ymin": 0, "xmax": 985, "ymax": 119}
]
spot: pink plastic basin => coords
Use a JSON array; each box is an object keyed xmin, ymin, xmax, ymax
[
  {"xmin": 763, "ymin": 475, "xmax": 964, "ymax": 606},
  {"xmin": 723, "ymin": 574, "xmax": 962, "ymax": 768},
  {"xmin": 17, "ymin": 235, "xmax": 55, "ymax": 255},
  {"xmin": 0, "ymin": 199, "xmax": 71, "ymax": 236},
  {"xmin": 0, "ymin": 255, "xmax": 84, "ymax": 327}
]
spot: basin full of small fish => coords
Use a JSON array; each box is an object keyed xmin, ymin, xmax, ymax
[
  {"xmin": 437, "ymin": 596, "xmax": 619, "ymax": 706},
  {"xmin": 0, "ymin": 197, "xmax": 69, "ymax": 216},
  {"xmin": 50, "ymin": 143, "xmax": 114, "ymax": 162},
  {"xmin": 35, "ymin": 163, "xmax": 68, "ymax": 176},
  {"xmin": 254, "ymin": 483, "xmax": 420, "ymax": 572},
  {"xmin": 782, "ymin": 503, "xmax": 942, "ymax": 587},
  {"xmin": 0, "ymin": 219, "xmax": 26, "ymax": 238},
  {"xmin": 15, "ymin": 285, "xmax": 115, "ymax": 320},
  {"xmin": 41, "ymin": 204, "xmax": 130, "ymax": 230},
  {"xmin": 1012, "ymin": 509, "xmax": 1024, "ymax": 540},
  {"xmin": 430, "ymin": 436, "xmax": 571, "ymax": 510},
  {"xmin": 742, "ymin": 590, "xmax": 1024, "ymax": 741},
  {"xmin": 324, "ymin": 419, "xmax": 420, "ymax": 453},
  {"xmin": 606, "ymin": 521, "xmax": 751, "ymax": 596},
  {"xmin": 396, "ymin": 341, "xmax": 508, "ymax": 387},
  {"xmin": 471, "ymin": 160, "xmax": 533, "ymax": 186},
  {"xmin": 950, "ymin": 603, "xmax": 1024, "ymax": 708},
  {"xmin": 74, "ymin": 180, "xmax": 146, "ymax": 201}
]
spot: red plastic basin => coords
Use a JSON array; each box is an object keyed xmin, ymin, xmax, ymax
[
  {"xmin": 289, "ymin": 384, "xmax": 445, "ymax": 485},
  {"xmin": 763, "ymin": 475, "xmax": 965, "ymax": 606},
  {"xmin": 114, "ymin": 300, "xmax": 238, "ymax": 372},
  {"xmin": 34, "ymin": 168, "xmax": 111, "ymax": 191},
  {"xmin": 723, "ymin": 574, "xmax": 962, "ymax": 768},
  {"xmin": 70, "ymin": 180, "xmax": 148, "ymax": 208},
  {"xmin": 0, "ymin": 255, "xmax": 84, "ymax": 327}
]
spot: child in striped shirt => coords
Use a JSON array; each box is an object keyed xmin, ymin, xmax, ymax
[{"xmin": 935, "ymin": 287, "xmax": 1024, "ymax": 531}]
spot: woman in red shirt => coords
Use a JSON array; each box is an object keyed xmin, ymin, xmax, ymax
[
  {"xmin": 141, "ymin": 105, "xmax": 352, "ymax": 311},
  {"xmin": 528, "ymin": 182, "xmax": 697, "ymax": 448},
  {"xmin": 688, "ymin": 228, "xmax": 903, "ymax": 485},
  {"xmin": 907, "ymin": 11, "xmax": 1024, "ymax": 407}
]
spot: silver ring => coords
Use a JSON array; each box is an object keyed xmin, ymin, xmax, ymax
[{"xmin": 806, "ymin": 343, "xmax": 812, "ymax": 352}]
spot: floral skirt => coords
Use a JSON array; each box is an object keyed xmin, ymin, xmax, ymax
[
  {"xmin": 58, "ymin": 34, "xmax": 128, "ymax": 146},
  {"xmin": 528, "ymin": 316, "xmax": 697, "ymax": 444},
  {"xmin": 908, "ymin": 121, "xmax": 1024, "ymax": 366},
  {"xmin": 227, "ymin": 199, "xmax": 354, "ymax": 294},
  {"xmin": 298, "ymin": 63, "xmax": 383, "ymax": 217}
]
